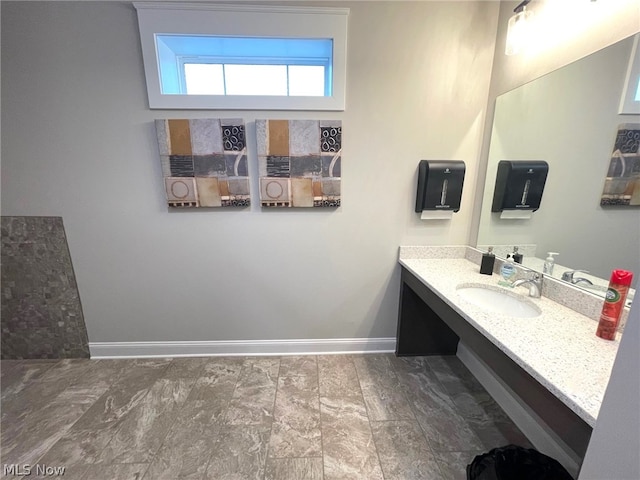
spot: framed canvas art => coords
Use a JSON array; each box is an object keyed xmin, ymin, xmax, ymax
[
  {"xmin": 156, "ymin": 118, "xmax": 250, "ymax": 208},
  {"xmin": 256, "ymin": 119, "xmax": 341, "ymax": 208}
]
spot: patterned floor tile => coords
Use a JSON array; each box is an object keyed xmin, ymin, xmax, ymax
[
  {"xmin": 320, "ymin": 396, "xmax": 384, "ymax": 480},
  {"xmin": 0, "ymin": 355, "xmax": 533, "ymax": 480},
  {"xmin": 318, "ymin": 355, "xmax": 361, "ymax": 398},
  {"xmin": 269, "ymin": 376, "xmax": 321, "ymax": 458},
  {"xmin": 204, "ymin": 425, "xmax": 271, "ymax": 480},
  {"xmin": 265, "ymin": 457, "xmax": 323, "ymax": 480},
  {"xmin": 371, "ymin": 420, "xmax": 444, "ymax": 479}
]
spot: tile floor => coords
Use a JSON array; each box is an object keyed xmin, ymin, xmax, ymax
[{"xmin": 0, "ymin": 354, "xmax": 531, "ymax": 480}]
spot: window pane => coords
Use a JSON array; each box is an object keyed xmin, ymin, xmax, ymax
[
  {"xmin": 224, "ymin": 65, "xmax": 288, "ymax": 96},
  {"xmin": 288, "ymin": 65, "xmax": 326, "ymax": 96},
  {"xmin": 184, "ymin": 64, "xmax": 225, "ymax": 95}
]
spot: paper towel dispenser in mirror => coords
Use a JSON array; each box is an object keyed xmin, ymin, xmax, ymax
[
  {"xmin": 415, "ymin": 160, "xmax": 465, "ymax": 213},
  {"xmin": 491, "ymin": 160, "xmax": 549, "ymax": 212}
]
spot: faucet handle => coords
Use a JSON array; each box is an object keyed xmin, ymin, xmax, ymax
[
  {"xmin": 521, "ymin": 271, "xmax": 540, "ymax": 280},
  {"xmin": 527, "ymin": 272, "xmax": 542, "ymax": 284},
  {"xmin": 513, "ymin": 271, "xmax": 543, "ymax": 297},
  {"xmin": 561, "ymin": 269, "xmax": 589, "ymax": 282}
]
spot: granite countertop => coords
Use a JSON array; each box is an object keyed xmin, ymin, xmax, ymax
[{"xmin": 399, "ymin": 255, "xmax": 620, "ymax": 427}]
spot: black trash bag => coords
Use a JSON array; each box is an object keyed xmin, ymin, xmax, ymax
[{"xmin": 467, "ymin": 444, "xmax": 573, "ymax": 480}]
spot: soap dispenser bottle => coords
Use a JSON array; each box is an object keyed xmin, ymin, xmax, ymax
[
  {"xmin": 512, "ymin": 246, "xmax": 523, "ymax": 264},
  {"xmin": 543, "ymin": 252, "xmax": 559, "ymax": 275},
  {"xmin": 480, "ymin": 247, "xmax": 495, "ymax": 275},
  {"xmin": 499, "ymin": 255, "xmax": 516, "ymax": 287}
]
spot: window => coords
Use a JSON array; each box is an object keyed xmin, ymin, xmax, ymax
[
  {"xmin": 156, "ymin": 35, "xmax": 333, "ymax": 97},
  {"xmin": 134, "ymin": 4, "xmax": 348, "ymax": 110}
]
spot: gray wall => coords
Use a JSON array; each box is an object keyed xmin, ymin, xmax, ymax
[{"xmin": 0, "ymin": 1, "xmax": 498, "ymax": 343}]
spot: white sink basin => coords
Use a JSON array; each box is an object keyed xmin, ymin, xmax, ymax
[{"xmin": 456, "ymin": 283, "xmax": 542, "ymax": 318}]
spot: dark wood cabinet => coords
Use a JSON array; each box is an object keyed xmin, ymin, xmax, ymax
[{"xmin": 396, "ymin": 265, "xmax": 592, "ymax": 461}]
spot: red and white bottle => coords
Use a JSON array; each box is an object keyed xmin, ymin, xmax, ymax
[{"xmin": 596, "ymin": 269, "xmax": 634, "ymax": 341}]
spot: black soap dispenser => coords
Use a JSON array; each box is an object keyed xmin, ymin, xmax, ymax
[
  {"xmin": 512, "ymin": 246, "xmax": 523, "ymax": 264},
  {"xmin": 480, "ymin": 247, "xmax": 495, "ymax": 275}
]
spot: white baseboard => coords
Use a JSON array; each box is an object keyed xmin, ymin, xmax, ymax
[
  {"xmin": 457, "ymin": 342, "xmax": 581, "ymax": 478},
  {"xmin": 89, "ymin": 337, "xmax": 396, "ymax": 359}
]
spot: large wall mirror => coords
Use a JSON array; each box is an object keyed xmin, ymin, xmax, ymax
[{"xmin": 477, "ymin": 34, "xmax": 640, "ymax": 300}]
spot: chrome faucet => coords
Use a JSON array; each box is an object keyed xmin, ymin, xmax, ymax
[
  {"xmin": 513, "ymin": 272, "xmax": 543, "ymax": 298},
  {"xmin": 561, "ymin": 269, "xmax": 593, "ymax": 285}
]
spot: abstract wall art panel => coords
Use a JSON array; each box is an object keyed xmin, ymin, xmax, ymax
[
  {"xmin": 155, "ymin": 118, "xmax": 250, "ymax": 208},
  {"xmin": 256, "ymin": 119, "xmax": 342, "ymax": 208},
  {"xmin": 600, "ymin": 123, "xmax": 640, "ymax": 206}
]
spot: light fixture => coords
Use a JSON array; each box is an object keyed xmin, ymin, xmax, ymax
[{"xmin": 505, "ymin": 0, "xmax": 533, "ymax": 56}]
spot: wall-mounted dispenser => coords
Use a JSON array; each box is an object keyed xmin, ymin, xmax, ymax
[
  {"xmin": 491, "ymin": 160, "xmax": 548, "ymax": 219},
  {"xmin": 415, "ymin": 160, "xmax": 465, "ymax": 220}
]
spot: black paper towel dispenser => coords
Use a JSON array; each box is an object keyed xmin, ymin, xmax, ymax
[
  {"xmin": 415, "ymin": 160, "xmax": 465, "ymax": 213},
  {"xmin": 491, "ymin": 160, "xmax": 549, "ymax": 212}
]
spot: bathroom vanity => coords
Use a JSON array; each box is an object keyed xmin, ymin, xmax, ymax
[{"xmin": 396, "ymin": 246, "xmax": 621, "ymax": 468}]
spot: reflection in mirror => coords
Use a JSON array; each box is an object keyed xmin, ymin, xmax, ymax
[{"xmin": 477, "ymin": 34, "xmax": 639, "ymax": 303}]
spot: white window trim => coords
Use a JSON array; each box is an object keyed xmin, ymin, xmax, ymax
[
  {"xmin": 134, "ymin": 3, "xmax": 349, "ymax": 111},
  {"xmin": 619, "ymin": 33, "xmax": 640, "ymax": 115}
]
